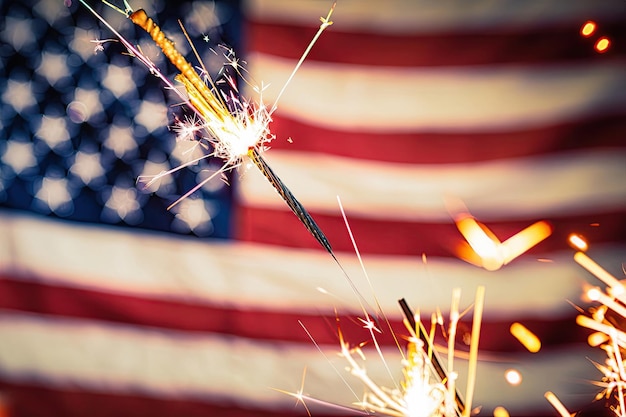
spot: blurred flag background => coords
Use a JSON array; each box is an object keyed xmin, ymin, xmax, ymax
[{"xmin": 0, "ymin": 0, "xmax": 625, "ymax": 416}]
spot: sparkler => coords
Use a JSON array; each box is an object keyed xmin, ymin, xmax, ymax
[
  {"xmin": 76, "ymin": 0, "xmax": 336, "ymax": 254},
  {"xmin": 287, "ymin": 290, "xmax": 485, "ymax": 417}
]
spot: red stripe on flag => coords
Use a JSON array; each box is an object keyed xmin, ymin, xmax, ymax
[
  {"xmin": 0, "ymin": 278, "xmax": 590, "ymax": 353},
  {"xmin": 235, "ymin": 206, "xmax": 626, "ymax": 257},
  {"xmin": 246, "ymin": 20, "xmax": 626, "ymax": 67},
  {"xmin": 267, "ymin": 112, "xmax": 626, "ymax": 164}
]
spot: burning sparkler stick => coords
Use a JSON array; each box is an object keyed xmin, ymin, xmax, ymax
[{"xmin": 77, "ymin": 0, "xmax": 336, "ymax": 253}]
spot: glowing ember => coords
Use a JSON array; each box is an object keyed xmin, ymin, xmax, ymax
[
  {"xmin": 581, "ymin": 21, "xmax": 597, "ymax": 37},
  {"xmin": 595, "ymin": 37, "xmax": 611, "ymax": 53},
  {"xmin": 572, "ymin": 235, "xmax": 626, "ymax": 416},
  {"xmin": 285, "ymin": 290, "xmax": 486, "ymax": 417},
  {"xmin": 568, "ymin": 233, "xmax": 588, "ymax": 251},
  {"xmin": 509, "ymin": 322, "xmax": 541, "ymax": 353}
]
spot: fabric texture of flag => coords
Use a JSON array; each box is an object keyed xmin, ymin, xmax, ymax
[{"xmin": 0, "ymin": 0, "xmax": 625, "ymax": 416}]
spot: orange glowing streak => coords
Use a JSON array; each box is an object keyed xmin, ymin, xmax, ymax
[
  {"xmin": 568, "ymin": 233, "xmax": 588, "ymax": 251},
  {"xmin": 500, "ymin": 221, "xmax": 552, "ymax": 265},
  {"xmin": 455, "ymin": 215, "xmax": 551, "ymax": 270},
  {"xmin": 510, "ymin": 322, "xmax": 541, "ymax": 353},
  {"xmin": 455, "ymin": 216, "xmax": 503, "ymax": 271},
  {"xmin": 574, "ymin": 251, "xmax": 623, "ymax": 294},
  {"xmin": 581, "ymin": 21, "xmax": 596, "ymax": 37},
  {"xmin": 588, "ymin": 331, "xmax": 609, "ymax": 347},
  {"xmin": 595, "ymin": 37, "xmax": 610, "ymax": 53},
  {"xmin": 544, "ymin": 391, "xmax": 572, "ymax": 417},
  {"xmin": 587, "ymin": 287, "xmax": 626, "ymax": 319}
]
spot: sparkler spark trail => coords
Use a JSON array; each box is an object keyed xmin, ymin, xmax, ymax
[
  {"xmin": 77, "ymin": 0, "xmax": 336, "ymax": 253},
  {"xmin": 286, "ymin": 291, "xmax": 486, "ymax": 417},
  {"xmin": 566, "ymin": 234, "xmax": 626, "ymax": 416}
]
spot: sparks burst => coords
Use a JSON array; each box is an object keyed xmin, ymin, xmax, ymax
[
  {"xmin": 287, "ymin": 288, "xmax": 485, "ymax": 417},
  {"xmin": 544, "ymin": 234, "xmax": 626, "ymax": 417},
  {"xmin": 567, "ymin": 234, "xmax": 626, "ymax": 417},
  {"xmin": 76, "ymin": 0, "xmax": 335, "ymax": 253}
]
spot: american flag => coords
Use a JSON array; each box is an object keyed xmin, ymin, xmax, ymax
[{"xmin": 0, "ymin": 0, "xmax": 625, "ymax": 416}]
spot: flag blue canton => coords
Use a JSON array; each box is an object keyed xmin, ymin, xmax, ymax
[{"xmin": 0, "ymin": 0, "xmax": 241, "ymax": 238}]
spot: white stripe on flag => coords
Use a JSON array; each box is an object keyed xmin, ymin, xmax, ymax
[
  {"xmin": 247, "ymin": 54, "xmax": 626, "ymax": 132},
  {"xmin": 239, "ymin": 148, "xmax": 626, "ymax": 220},
  {"xmin": 0, "ymin": 212, "xmax": 622, "ymax": 318},
  {"xmin": 245, "ymin": 0, "xmax": 626, "ymax": 33},
  {"xmin": 0, "ymin": 310, "xmax": 604, "ymax": 414}
]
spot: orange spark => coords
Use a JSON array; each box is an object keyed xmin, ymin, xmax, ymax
[
  {"xmin": 510, "ymin": 322, "xmax": 541, "ymax": 353},
  {"xmin": 595, "ymin": 37, "xmax": 610, "ymax": 53},
  {"xmin": 568, "ymin": 233, "xmax": 588, "ymax": 251},
  {"xmin": 581, "ymin": 21, "xmax": 597, "ymax": 37}
]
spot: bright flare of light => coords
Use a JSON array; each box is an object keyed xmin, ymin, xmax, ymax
[
  {"xmin": 510, "ymin": 322, "xmax": 541, "ymax": 353},
  {"xmin": 595, "ymin": 37, "xmax": 611, "ymax": 53},
  {"xmin": 504, "ymin": 369, "xmax": 522, "ymax": 386},
  {"xmin": 454, "ymin": 213, "xmax": 551, "ymax": 271},
  {"xmin": 581, "ymin": 21, "xmax": 597, "ymax": 37},
  {"xmin": 455, "ymin": 216, "xmax": 503, "ymax": 271}
]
